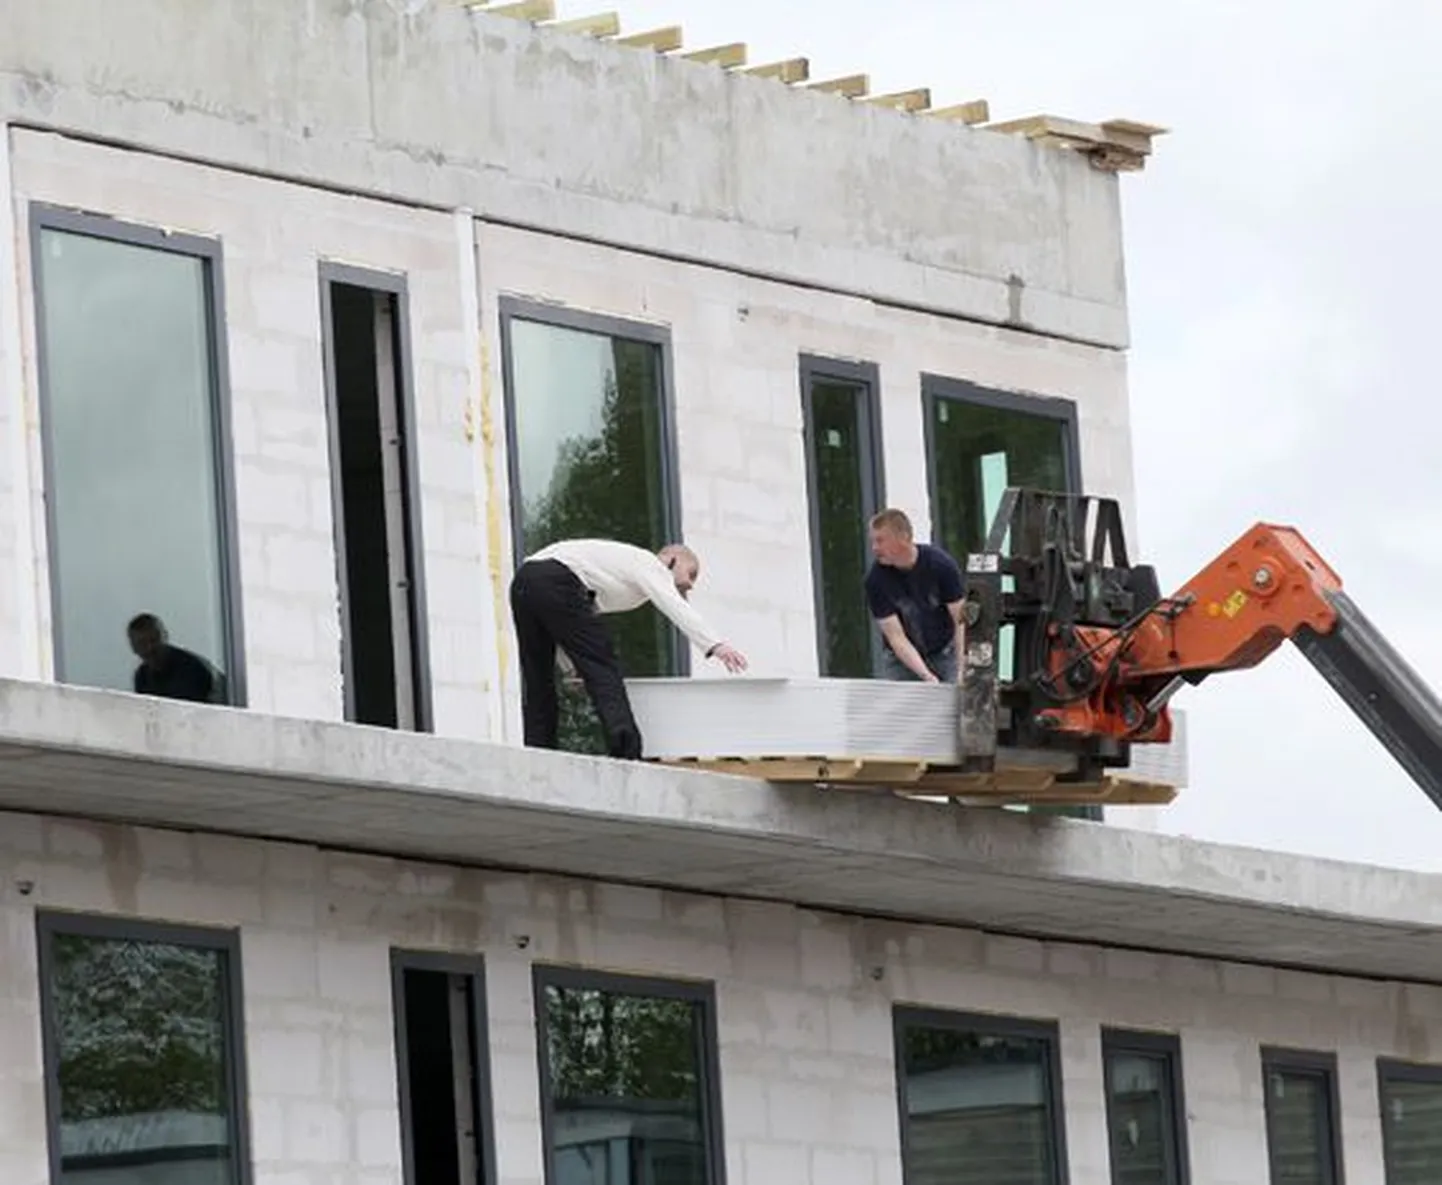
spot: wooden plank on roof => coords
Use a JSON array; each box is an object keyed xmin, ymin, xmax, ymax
[
  {"xmin": 548, "ymin": 11, "xmax": 621, "ymax": 36},
  {"xmin": 744, "ymin": 57, "xmax": 809, "ymax": 83},
  {"xmin": 485, "ymin": 0, "xmax": 556, "ymax": 21},
  {"xmin": 681, "ymin": 42, "xmax": 748, "ymax": 69},
  {"xmin": 616, "ymin": 25, "xmax": 683, "ymax": 51},
  {"xmin": 806, "ymin": 73, "xmax": 869, "ymax": 98},
  {"xmin": 927, "ymin": 99, "xmax": 991, "ymax": 125},
  {"xmin": 864, "ymin": 87, "xmax": 932, "ymax": 112}
]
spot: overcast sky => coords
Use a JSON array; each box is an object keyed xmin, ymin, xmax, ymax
[{"xmin": 596, "ymin": 0, "xmax": 1442, "ymax": 870}]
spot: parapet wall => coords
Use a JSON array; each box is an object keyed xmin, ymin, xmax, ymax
[{"xmin": 0, "ymin": 0, "xmax": 1151, "ymax": 347}]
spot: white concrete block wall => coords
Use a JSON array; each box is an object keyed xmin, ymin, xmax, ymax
[
  {"xmin": 0, "ymin": 813, "xmax": 1428, "ymax": 1185},
  {"xmin": 477, "ymin": 223, "xmax": 1138, "ymax": 741},
  {"xmin": 1, "ymin": 1, "xmax": 1132, "ymax": 348},
  {"xmin": 0, "ymin": 134, "xmax": 1143, "ymax": 763},
  {"xmin": 5, "ymin": 130, "xmax": 502, "ymax": 738}
]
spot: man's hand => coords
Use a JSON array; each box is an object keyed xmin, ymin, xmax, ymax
[{"xmin": 708, "ymin": 642, "xmax": 748, "ymax": 673}]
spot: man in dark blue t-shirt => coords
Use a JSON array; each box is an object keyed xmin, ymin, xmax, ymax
[{"xmin": 863, "ymin": 508, "xmax": 966, "ymax": 683}]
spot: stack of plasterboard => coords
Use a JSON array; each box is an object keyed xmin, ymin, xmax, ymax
[{"xmin": 624, "ymin": 676, "xmax": 1189, "ymax": 790}]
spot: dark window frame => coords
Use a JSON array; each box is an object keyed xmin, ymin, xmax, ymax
[
  {"xmin": 532, "ymin": 965, "xmax": 727, "ymax": 1185},
  {"xmin": 892, "ymin": 1005, "xmax": 1071, "ymax": 1185},
  {"xmin": 390, "ymin": 948, "xmax": 498, "ymax": 1185},
  {"xmin": 920, "ymin": 374, "xmax": 1093, "ymax": 820},
  {"xmin": 497, "ymin": 296, "xmax": 689, "ymax": 675},
  {"xmin": 1260, "ymin": 1046, "xmax": 1344, "ymax": 1185},
  {"xmin": 317, "ymin": 261, "xmax": 435, "ymax": 732},
  {"xmin": 1101, "ymin": 1027, "xmax": 1191, "ymax": 1185},
  {"xmin": 28, "ymin": 202, "xmax": 248, "ymax": 706},
  {"xmin": 920, "ymin": 373, "xmax": 1084, "ymax": 547},
  {"xmin": 798, "ymin": 353, "xmax": 887, "ymax": 677},
  {"xmin": 34, "ymin": 910, "xmax": 255, "ymax": 1185},
  {"xmin": 1377, "ymin": 1055, "xmax": 1442, "ymax": 1184}
]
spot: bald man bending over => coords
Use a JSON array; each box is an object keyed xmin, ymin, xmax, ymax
[{"xmin": 509, "ymin": 538, "xmax": 748, "ymax": 759}]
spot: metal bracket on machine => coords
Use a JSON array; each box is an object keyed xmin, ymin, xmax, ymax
[{"xmin": 956, "ymin": 486, "xmax": 1154, "ymax": 783}]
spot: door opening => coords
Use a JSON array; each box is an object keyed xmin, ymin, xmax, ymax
[
  {"xmin": 394, "ymin": 959, "xmax": 492, "ymax": 1185},
  {"xmin": 322, "ymin": 273, "xmax": 428, "ymax": 729}
]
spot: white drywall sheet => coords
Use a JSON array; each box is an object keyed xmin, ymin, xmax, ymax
[{"xmin": 625, "ymin": 676, "xmax": 1189, "ymax": 786}]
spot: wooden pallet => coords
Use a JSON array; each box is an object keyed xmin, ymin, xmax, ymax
[{"xmin": 652, "ymin": 755, "xmax": 1177, "ymax": 807}]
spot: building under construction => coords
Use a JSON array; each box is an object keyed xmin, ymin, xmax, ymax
[{"xmin": 1, "ymin": 2, "xmax": 1440, "ymax": 1183}]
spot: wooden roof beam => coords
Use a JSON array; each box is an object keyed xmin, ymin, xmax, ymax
[
  {"xmin": 806, "ymin": 73, "xmax": 869, "ymax": 99},
  {"xmin": 927, "ymin": 99, "xmax": 990, "ymax": 125},
  {"xmin": 743, "ymin": 57, "xmax": 809, "ymax": 84},
  {"xmin": 680, "ymin": 42, "xmax": 748, "ymax": 69},
  {"xmin": 615, "ymin": 25, "xmax": 683, "ymax": 52},
  {"xmin": 984, "ymin": 114, "xmax": 1166, "ymax": 172},
  {"xmin": 546, "ymin": 11, "xmax": 621, "ymax": 37},
  {"xmin": 864, "ymin": 87, "xmax": 932, "ymax": 113},
  {"xmin": 483, "ymin": 0, "xmax": 556, "ymax": 21}
]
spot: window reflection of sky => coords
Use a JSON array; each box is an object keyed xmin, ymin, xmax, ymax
[
  {"xmin": 509, "ymin": 319, "xmax": 615, "ymax": 540},
  {"xmin": 37, "ymin": 229, "xmax": 227, "ymax": 692}
]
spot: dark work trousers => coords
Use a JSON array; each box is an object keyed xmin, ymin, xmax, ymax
[{"xmin": 509, "ymin": 558, "xmax": 644, "ymax": 759}]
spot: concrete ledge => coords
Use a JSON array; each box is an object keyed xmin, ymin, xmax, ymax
[{"xmin": 0, "ymin": 678, "xmax": 1439, "ymax": 981}]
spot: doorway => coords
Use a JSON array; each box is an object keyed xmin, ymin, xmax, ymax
[
  {"xmin": 392, "ymin": 952, "xmax": 495, "ymax": 1185},
  {"xmin": 320, "ymin": 265, "xmax": 430, "ymax": 730}
]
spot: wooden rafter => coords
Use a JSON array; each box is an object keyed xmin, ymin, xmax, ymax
[
  {"xmin": 681, "ymin": 42, "xmax": 747, "ymax": 69},
  {"xmin": 547, "ymin": 10, "xmax": 620, "ymax": 36},
  {"xmin": 928, "ymin": 99, "xmax": 990, "ymax": 125},
  {"xmin": 615, "ymin": 25, "xmax": 683, "ymax": 51},
  {"xmin": 484, "ymin": 0, "xmax": 556, "ymax": 21},
  {"xmin": 864, "ymin": 87, "xmax": 931, "ymax": 112},
  {"xmin": 985, "ymin": 113, "xmax": 1167, "ymax": 172},
  {"xmin": 806, "ymin": 73, "xmax": 869, "ymax": 98},
  {"xmin": 743, "ymin": 57, "xmax": 809, "ymax": 83}
]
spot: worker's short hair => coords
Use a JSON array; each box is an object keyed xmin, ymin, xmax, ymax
[
  {"xmin": 869, "ymin": 508, "xmax": 914, "ymax": 538},
  {"xmin": 659, "ymin": 543, "xmax": 699, "ymax": 571},
  {"xmin": 127, "ymin": 612, "xmax": 163, "ymax": 634}
]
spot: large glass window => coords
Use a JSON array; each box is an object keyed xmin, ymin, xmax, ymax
[
  {"xmin": 925, "ymin": 380, "xmax": 1076, "ymax": 564},
  {"xmin": 1103, "ymin": 1030, "xmax": 1188, "ymax": 1185},
  {"xmin": 895, "ymin": 1008, "xmax": 1066, "ymax": 1185},
  {"xmin": 1261, "ymin": 1049, "xmax": 1341, "ymax": 1184},
  {"xmin": 924, "ymin": 377, "xmax": 1086, "ymax": 818},
  {"xmin": 801, "ymin": 356, "xmax": 885, "ymax": 678},
  {"xmin": 1378, "ymin": 1058, "xmax": 1442, "ymax": 1184},
  {"xmin": 32, "ymin": 209, "xmax": 240, "ymax": 704},
  {"xmin": 501, "ymin": 302, "xmax": 679, "ymax": 752},
  {"xmin": 37, "ymin": 914, "xmax": 250, "ymax": 1185},
  {"xmin": 535, "ymin": 968, "xmax": 721, "ymax": 1185}
]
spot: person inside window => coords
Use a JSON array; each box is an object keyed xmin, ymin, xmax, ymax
[{"xmin": 127, "ymin": 613, "xmax": 217, "ymax": 704}]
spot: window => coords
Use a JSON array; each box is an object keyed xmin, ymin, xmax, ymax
[
  {"xmin": 923, "ymin": 377, "xmax": 1079, "ymax": 566},
  {"xmin": 1378, "ymin": 1057, "xmax": 1442, "ymax": 1184},
  {"xmin": 533, "ymin": 967, "xmax": 724, "ymax": 1185},
  {"xmin": 894, "ymin": 1007, "xmax": 1068, "ymax": 1185},
  {"xmin": 499, "ymin": 300, "xmax": 682, "ymax": 753},
  {"xmin": 35, "ymin": 913, "xmax": 251, "ymax": 1185},
  {"xmin": 1102, "ymin": 1029, "xmax": 1188, "ymax": 1185},
  {"xmin": 30, "ymin": 206, "xmax": 243, "ymax": 705},
  {"xmin": 1260, "ymin": 1048, "xmax": 1342, "ymax": 1185},
  {"xmin": 392, "ymin": 951, "xmax": 496, "ymax": 1185},
  {"xmin": 320, "ymin": 265, "xmax": 432, "ymax": 731},
  {"xmin": 923, "ymin": 377, "xmax": 1088, "ymax": 818},
  {"xmin": 800, "ymin": 355, "xmax": 885, "ymax": 678}
]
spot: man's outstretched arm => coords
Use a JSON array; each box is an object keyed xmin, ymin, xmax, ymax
[{"xmin": 638, "ymin": 567, "xmax": 748, "ymax": 672}]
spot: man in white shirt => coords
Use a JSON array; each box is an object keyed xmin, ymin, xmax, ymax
[{"xmin": 509, "ymin": 538, "xmax": 748, "ymax": 759}]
